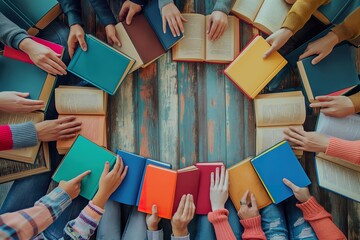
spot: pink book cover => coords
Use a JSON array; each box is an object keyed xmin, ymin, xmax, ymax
[{"xmin": 3, "ymin": 36, "xmax": 64, "ymax": 64}]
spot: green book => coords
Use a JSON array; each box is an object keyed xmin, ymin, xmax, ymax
[
  {"xmin": 313, "ymin": 0, "xmax": 352, "ymax": 24},
  {"xmin": 52, "ymin": 135, "xmax": 117, "ymax": 200},
  {"xmin": 68, "ymin": 35, "xmax": 135, "ymax": 95}
]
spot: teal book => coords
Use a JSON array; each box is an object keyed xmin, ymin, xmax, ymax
[
  {"xmin": 313, "ymin": 0, "xmax": 352, "ymax": 24},
  {"xmin": 251, "ymin": 141, "xmax": 311, "ymax": 204},
  {"xmin": 52, "ymin": 135, "xmax": 117, "ymax": 200},
  {"xmin": 297, "ymin": 44, "xmax": 359, "ymax": 102},
  {"xmin": 68, "ymin": 35, "xmax": 135, "ymax": 95},
  {"xmin": 143, "ymin": 0, "xmax": 183, "ymax": 50}
]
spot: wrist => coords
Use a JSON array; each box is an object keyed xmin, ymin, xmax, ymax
[
  {"xmin": 211, "ymin": 202, "xmax": 225, "ymax": 211},
  {"xmin": 19, "ymin": 38, "xmax": 35, "ymax": 53},
  {"xmin": 147, "ymin": 224, "xmax": 158, "ymax": 231},
  {"xmin": 282, "ymin": 27, "xmax": 294, "ymax": 37},
  {"xmin": 172, "ymin": 227, "xmax": 188, "ymax": 237},
  {"xmin": 92, "ymin": 192, "xmax": 109, "ymax": 209},
  {"xmin": 326, "ymin": 31, "xmax": 339, "ymax": 45}
]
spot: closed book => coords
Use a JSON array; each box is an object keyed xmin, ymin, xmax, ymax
[
  {"xmin": 224, "ymin": 36, "xmax": 287, "ymax": 99},
  {"xmin": 313, "ymin": 0, "xmax": 352, "ymax": 24},
  {"xmin": 297, "ymin": 44, "xmax": 359, "ymax": 102},
  {"xmin": 52, "ymin": 135, "xmax": 117, "ymax": 200},
  {"xmin": 195, "ymin": 162, "xmax": 224, "ymax": 214},
  {"xmin": 251, "ymin": 141, "xmax": 311, "ymax": 204},
  {"xmin": 67, "ymin": 35, "xmax": 135, "ymax": 95}
]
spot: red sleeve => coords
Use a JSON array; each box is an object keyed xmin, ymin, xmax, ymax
[
  {"xmin": 0, "ymin": 125, "xmax": 14, "ymax": 150},
  {"xmin": 208, "ymin": 209, "xmax": 237, "ymax": 240}
]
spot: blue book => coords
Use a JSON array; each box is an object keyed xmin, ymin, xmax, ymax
[
  {"xmin": 251, "ymin": 141, "xmax": 311, "ymax": 204},
  {"xmin": 68, "ymin": 35, "xmax": 135, "ymax": 95},
  {"xmin": 143, "ymin": 0, "xmax": 183, "ymax": 50},
  {"xmin": 313, "ymin": 0, "xmax": 352, "ymax": 24},
  {"xmin": 110, "ymin": 149, "xmax": 171, "ymax": 206}
]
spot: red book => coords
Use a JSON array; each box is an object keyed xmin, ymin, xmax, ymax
[{"xmin": 4, "ymin": 36, "xmax": 64, "ymax": 64}]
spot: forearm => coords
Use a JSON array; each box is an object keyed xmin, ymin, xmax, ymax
[
  {"xmin": 0, "ymin": 123, "xmax": 38, "ymax": 151},
  {"xmin": 208, "ymin": 209, "xmax": 236, "ymax": 240},
  {"xmin": 349, "ymin": 92, "xmax": 360, "ymax": 113},
  {"xmin": 325, "ymin": 137, "xmax": 360, "ymax": 165},
  {"xmin": 240, "ymin": 216, "xmax": 266, "ymax": 240},
  {"xmin": 89, "ymin": 0, "xmax": 117, "ymax": 26},
  {"xmin": 0, "ymin": 12, "xmax": 29, "ymax": 49},
  {"xmin": 213, "ymin": 0, "xmax": 236, "ymax": 14},
  {"xmin": 58, "ymin": 0, "xmax": 83, "ymax": 26},
  {"xmin": 332, "ymin": 7, "xmax": 360, "ymax": 42}
]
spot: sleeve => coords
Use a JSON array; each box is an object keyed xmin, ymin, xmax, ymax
[
  {"xmin": 0, "ymin": 187, "xmax": 71, "ymax": 240},
  {"xmin": 349, "ymin": 91, "xmax": 360, "ymax": 113},
  {"xmin": 0, "ymin": 122, "xmax": 38, "ymax": 151},
  {"xmin": 58, "ymin": 0, "xmax": 83, "ymax": 26},
  {"xmin": 131, "ymin": 0, "xmax": 147, "ymax": 6},
  {"xmin": 331, "ymin": 7, "xmax": 360, "ymax": 42},
  {"xmin": 213, "ymin": 0, "xmax": 236, "ymax": 14},
  {"xmin": 325, "ymin": 137, "xmax": 360, "ymax": 165},
  {"xmin": 208, "ymin": 209, "xmax": 237, "ymax": 240},
  {"xmin": 282, "ymin": 0, "xmax": 329, "ymax": 34},
  {"xmin": 239, "ymin": 216, "xmax": 266, "ymax": 240},
  {"xmin": 64, "ymin": 201, "xmax": 104, "ymax": 240},
  {"xmin": 88, "ymin": 0, "xmax": 117, "ymax": 26},
  {"xmin": 158, "ymin": 0, "xmax": 174, "ymax": 11},
  {"xmin": 0, "ymin": 12, "xmax": 29, "ymax": 49},
  {"xmin": 296, "ymin": 197, "xmax": 347, "ymax": 240},
  {"xmin": 147, "ymin": 229, "xmax": 164, "ymax": 240}
]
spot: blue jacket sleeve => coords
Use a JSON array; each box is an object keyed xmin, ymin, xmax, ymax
[
  {"xmin": 58, "ymin": 0, "xmax": 83, "ymax": 26},
  {"xmin": 89, "ymin": 0, "xmax": 117, "ymax": 26}
]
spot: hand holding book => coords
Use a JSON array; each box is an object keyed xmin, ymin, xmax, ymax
[
  {"xmin": 207, "ymin": 11, "xmax": 228, "ymax": 41},
  {"xmin": 68, "ymin": 24, "xmax": 87, "ymax": 59},
  {"xmin": 118, "ymin": 0, "xmax": 142, "ymax": 25},
  {"xmin": 59, "ymin": 170, "xmax": 91, "ymax": 199},
  {"xmin": 237, "ymin": 190, "xmax": 260, "ymax": 220},
  {"xmin": 283, "ymin": 178, "xmax": 311, "ymax": 203},
  {"xmin": 309, "ymin": 95, "xmax": 356, "ymax": 118},
  {"xmin": 161, "ymin": 2, "xmax": 187, "ymax": 37},
  {"xmin": 263, "ymin": 28, "xmax": 293, "ymax": 58},
  {"xmin": 209, "ymin": 166, "xmax": 229, "ymax": 211}
]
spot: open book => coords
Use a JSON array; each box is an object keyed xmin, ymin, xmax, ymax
[
  {"xmin": 254, "ymin": 91, "xmax": 306, "ymax": 156},
  {"xmin": 55, "ymin": 86, "xmax": 108, "ymax": 155},
  {"xmin": 172, "ymin": 14, "xmax": 240, "ymax": 63},
  {"xmin": 231, "ymin": 0, "xmax": 290, "ymax": 35}
]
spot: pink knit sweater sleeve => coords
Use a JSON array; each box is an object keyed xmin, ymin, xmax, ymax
[
  {"xmin": 325, "ymin": 137, "xmax": 360, "ymax": 165},
  {"xmin": 240, "ymin": 215, "xmax": 266, "ymax": 240},
  {"xmin": 208, "ymin": 209, "xmax": 236, "ymax": 240}
]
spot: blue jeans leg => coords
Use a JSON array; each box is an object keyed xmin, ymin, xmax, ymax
[
  {"xmin": 97, "ymin": 200, "xmax": 122, "ymax": 240},
  {"xmin": 225, "ymin": 199, "xmax": 243, "ymax": 239},
  {"xmin": 261, "ymin": 203, "xmax": 289, "ymax": 240}
]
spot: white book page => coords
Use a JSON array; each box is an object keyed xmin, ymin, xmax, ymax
[{"xmin": 316, "ymin": 113, "xmax": 360, "ymax": 140}]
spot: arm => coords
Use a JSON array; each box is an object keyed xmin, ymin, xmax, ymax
[
  {"xmin": 0, "ymin": 12, "xmax": 29, "ymax": 49},
  {"xmin": 326, "ymin": 138, "xmax": 360, "ymax": 165},
  {"xmin": 0, "ymin": 123, "xmax": 38, "ymax": 151},
  {"xmin": 58, "ymin": 0, "xmax": 83, "ymax": 26},
  {"xmin": 88, "ymin": 0, "xmax": 116, "ymax": 26},
  {"xmin": 331, "ymin": 7, "xmax": 360, "ymax": 42},
  {"xmin": 208, "ymin": 209, "xmax": 236, "ymax": 240}
]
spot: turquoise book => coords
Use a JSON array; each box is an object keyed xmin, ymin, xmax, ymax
[
  {"xmin": 297, "ymin": 44, "xmax": 359, "ymax": 102},
  {"xmin": 68, "ymin": 35, "xmax": 135, "ymax": 95},
  {"xmin": 52, "ymin": 135, "xmax": 117, "ymax": 200},
  {"xmin": 143, "ymin": 0, "xmax": 183, "ymax": 50},
  {"xmin": 313, "ymin": 0, "xmax": 352, "ymax": 24},
  {"xmin": 251, "ymin": 141, "xmax": 311, "ymax": 204}
]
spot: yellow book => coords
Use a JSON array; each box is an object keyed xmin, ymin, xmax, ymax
[{"xmin": 224, "ymin": 36, "xmax": 287, "ymax": 99}]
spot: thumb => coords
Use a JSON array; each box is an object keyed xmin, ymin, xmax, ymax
[
  {"xmin": 283, "ymin": 178, "xmax": 297, "ymax": 191},
  {"xmin": 152, "ymin": 204, "xmax": 158, "ymax": 216},
  {"xmin": 311, "ymin": 53, "xmax": 325, "ymax": 65},
  {"xmin": 78, "ymin": 35, "xmax": 87, "ymax": 52},
  {"xmin": 263, "ymin": 45, "xmax": 276, "ymax": 59},
  {"xmin": 250, "ymin": 193, "xmax": 258, "ymax": 209},
  {"xmin": 73, "ymin": 170, "xmax": 91, "ymax": 183},
  {"xmin": 112, "ymin": 35, "xmax": 121, "ymax": 47},
  {"xmin": 126, "ymin": 10, "xmax": 136, "ymax": 25},
  {"xmin": 315, "ymin": 95, "xmax": 333, "ymax": 102},
  {"xmin": 15, "ymin": 92, "xmax": 30, "ymax": 98}
]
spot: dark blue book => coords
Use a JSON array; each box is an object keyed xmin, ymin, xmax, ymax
[
  {"xmin": 251, "ymin": 141, "xmax": 311, "ymax": 204},
  {"xmin": 313, "ymin": 0, "xmax": 352, "ymax": 24},
  {"xmin": 143, "ymin": 0, "xmax": 183, "ymax": 50}
]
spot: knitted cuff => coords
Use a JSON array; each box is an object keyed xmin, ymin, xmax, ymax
[
  {"xmin": 240, "ymin": 215, "xmax": 264, "ymax": 235},
  {"xmin": 296, "ymin": 196, "xmax": 331, "ymax": 220},
  {"xmin": 208, "ymin": 209, "xmax": 229, "ymax": 223},
  {"xmin": 36, "ymin": 187, "xmax": 72, "ymax": 219},
  {"xmin": 158, "ymin": 0, "xmax": 174, "ymax": 11},
  {"xmin": 9, "ymin": 122, "xmax": 38, "ymax": 149},
  {"xmin": 325, "ymin": 137, "xmax": 360, "ymax": 165},
  {"xmin": 349, "ymin": 92, "xmax": 360, "ymax": 113},
  {"xmin": 13, "ymin": 32, "xmax": 30, "ymax": 50}
]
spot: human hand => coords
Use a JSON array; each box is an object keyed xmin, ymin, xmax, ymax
[
  {"xmin": 119, "ymin": 0, "xmax": 142, "ymax": 25},
  {"xmin": 105, "ymin": 24, "xmax": 121, "ymax": 47},
  {"xmin": 0, "ymin": 91, "xmax": 45, "ymax": 113},
  {"xmin": 207, "ymin": 11, "xmax": 228, "ymax": 41},
  {"xmin": 171, "ymin": 194, "xmax": 195, "ymax": 237},
  {"xmin": 35, "ymin": 116, "xmax": 81, "ymax": 142},
  {"xmin": 146, "ymin": 205, "xmax": 161, "ymax": 231},
  {"xmin": 19, "ymin": 38, "xmax": 67, "ymax": 75},
  {"xmin": 310, "ymin": 95, "xmax": 355, "ymax": 118},
  {"xmin": 283, "ymin": 178, "xmax": 311, "ymax": 203},
  {"xmin": 93, "ymin": 156, "xmax": 128, "ymax": 208},
  {"xmin": 210, "ymin": 166, "xmax": 229, "ymax": 211},
  {"xmin": 263, "ymin": 28, "xmax": 293, "ymax": 58},
  {"xmin": 161, "ymin": 2, "xmax": 187, "ymax": 37},
  {"xmin": 68, "ymin": 24, "xmax": 87, "ymax": 58},
  {"xmin": 299, "ymin": 32, "xmax": 339, "ymax": 65},
  {"xmin": 59, "ymin": 170, "xmax": 91, "ymax": 199},
  {"xmin": 237, "ymin": 190, "xmax": 260, "ymax": 220},
  {"xmin": 283, "ymin": 127, "xmax": 330, "ymax": 153}
]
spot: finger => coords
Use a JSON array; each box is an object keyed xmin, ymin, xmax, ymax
[
  {"xmin": 77, "ymin": 35, "xmax": 87, "ymax": 51},
  {"xmin": 315, "ymin": 95, "xmax": 334, "ymax": 102},
  {"xmin": 49, "ymin": 52, "xmax": 67, "ymax": 71},
  {"xmin": 206, "ymin": 17, "xmax": 211, "ymax": 34},
  {"xmin": 21, "ymin": 98, "xmax": 45, "ymax": 106},
  {"xmin": 225, "ymin": 170, "xmax": 229, "ymax": 188},
  {"xmin": 167, "ymin": 18, "xmax": 176, "ymax": 37},
  {"xmin": 283, "ymin": 178, "xmax": 299, "ymax": 192},
  {"xmin": 58, "ymin": 126, "xmax": 81, "ymax": 136},
  {"xmin": 182, "ymin": 194, "xmax": 191, "ymax": 217},
  {"xmin": 59, "ymin": 121, "xmax": 82, "ymax": 131},
  {"xmin": 101, "ymin": 161, "xmax": 111, "ymax": 178},
  {"xmin": 320, "ymin": 108, "xmax": 336, "ymax": 116},
  {"xmin": 73, "ymin": 170, "xmax": 91, "ymax": 183},
  {"xmin": 162, "ymin": 15, "xmax": 167, "ymax": 34},
  {"xmin": 188, "ymin": 195, "xmax": 195, "ymax": 219},
  {"xmin": 175, "ymin": 15, "xmax": 184, "ymax": 33},
  {"xmin": 216, "ymin": 25, "xmax": 226, "ymax": 40},
  {"xmin": 41, "ymin": 63, "xmax": 63, "ymax": 75},
  {"xmin": 309, "ymin": 102, "xmax": 330, "ymax": 108},
  {"xmin": 113, "ymin": 155, "xmax": 121, "ymax": 173},
  {"xmin": 293, "ymin": 146, "xmax": 305, "ymax": 151},
  {"xmin": 263, "ymin": 45, "xmax": 276, "ymax": 59},
  {"xmin": 283, "ymin": 135, "xmax": 304, "ymax": 147},
  {"xmin": 126, "ymin": 9, "xmax": 136, "ymax": 25},
  {"xmin": 212, "ymin": 24, "xmax": 223, "ymax": 41},
  {"xmin": 288, "ymin": 126, "xmax": 306, "ymax": 136},
  {"xmin": 208, "ymin": 21, "xmax": 219, "ymax": 40},
  {"xmin": 118, "ymin": 156, "xmax": 124, "ymax": 173},
  {"xmin": 107, "ymin": 35, "xmax": 114, "ymax": 45},
  {"xmin": 171, "ymin": 17, "xmax": 180, "ymax": 36},
  {"xmin": 219, "ymin": 166, "xmax": 225, "ymax": 187},
  {"xmin": 283, "ymin": 128, "xmax": 305, "ymax": 142},
  {"xmin": 119, "ymin": 6, "xmax": 129, "ymax": 22},
  {"xmin": 299, "ymin": 47, "xmax": 315, "ymax": 60},
  {"xmin": 47, "ymin": 58, "xmax": 67, "ymax": 75},
  {"xmin": 57, "ymin": 116, "xmax": 76, "ymax": 124},
  {"xmin": 111, "ymin": 34, "xmax": 121, "ymax": 47},
  {"xmin": 180, "ymin": 15, "xmax": 187, "ymax": 22},
  {"xmin": 58, "ymin": 134, "xmax": 76, "ymax": 140},
  {"xmin": 176, "ymin": 194, "xmax": 186, "ymax": 214},
  {"xmin": 240, "ymin": 190, "xmax": 249, "ymax": 204},
  {"xmin": 152, "ymin": 204, "xmax": 158, "ymax": 216},
  {"xmin": 311, "ymin": 53, "xmax": 326, "ymax": 65},
  {"xmin": 210, "ymin": 172, "xmax": 215, "ymax": 188},
  {"xmin": 121, "ymin": 166, "xmax": 128, "ymax": 181},
  {"xmin": 15, "ymin": 92, "xmax": 30, "ymax": 98},
  {"xmin": 22, "ymin": 104, "xmax": 45, "ymax": 112},
  {"xmin": 250, "ymin": 193, "xmax": 258, "ymax": 209},
  {"xmin": 69, "ymin": 46, "xmax": 75, "ymax": 59},
  {"xmin": 215, "ymin": 167, "xmax": 220, "ymax": 186}
]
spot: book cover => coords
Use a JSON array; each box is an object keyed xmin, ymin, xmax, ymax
[
  {"xmin": 52, "ymin": 135, "xmax": 117, "ymax": 200},
  {"xmin": 224, "ymin": 36, "xmax": 287, "ymax": 99},
  {"xmin": 0, "ymin": 0, "xmax": 35, "ymax": 34},
  {"xmin": 314, "ymin": 0, "xmax": 352, "ymax": 24},
  {"xmin": 251, "ymin": 141, "xmax": 311, "ymax": 204},
  {"xmin": 67, "ymin": 34, "xmax": 135, "ymax": 95}
]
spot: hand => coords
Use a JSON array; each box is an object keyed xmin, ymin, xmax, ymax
[
  {"xmin": 171, "ymin": 194, "xmax": 195, "ymax": 237},
  {"xmin": 161, "ymin": 2, "xmax": 187, "ymax": 37},
  {"xmin": 283, "ymin": 178, "xmax": 311, "ymax": 203},
  {"xmin": 283, "ymin": 127, "xmax": 330, "ymax": 153},
  {"xmin": 19, "ymin": 38, "xmax": 67, "ymax": 75},
  {"xmin": 59, "ymin": 170, "xmax": 91, "ymax": 199},
  {"xmin": 237, "ymin": 191, "xmax": 260, "ymax": 220},
  {"xmin": 0, "ymin": 91, "xmax": 45, "ymax": 113},
  {"xmin": 119, "ymin": 0, "xmax": 142, "ymax": 25},
  {"xmin": 92, "ymin": 156, "xmax": 128, "ymax": 208},
  {"xmin": 207, "ymin": 11, "xmax": 228, "ymax": 41},
  {"xmin": 299, "ymin": 32, "xmax": 339, "ymax": 65},
  {"xmin": 310, "ymin": 95, "xmax": 355, "ymax": 118},
  {"xmin": 68, "ymin": 24, "xmax": 87, "ymax": 58},
  {"xmin": 264, "ymin": 28, "xmax": 293, "ymax": 58},
  {"xmin": 146, "ymin": 205, "xmax": 161, "ymax": 231},
  {"xmin": 105, "ymin": 24, "xmax": 121, "ymax": 47},
  {"xmin": 210, "ymin": 166, "xmax": 229, "ymax": 211},
  {"xmin": 35, "ymin": 116, "xmax": 81, "ymax": 142}
]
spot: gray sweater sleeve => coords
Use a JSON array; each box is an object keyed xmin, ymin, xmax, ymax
[
  {"xmin": 9, "ymin": 122, "xmax": 38, "ymax": 149},
  {"xmin": 0, "ymin": 12, "xmax": 29, "ymax": 49}
]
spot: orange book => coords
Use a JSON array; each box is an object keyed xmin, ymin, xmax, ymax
[{"xmin": 55, "ymin": 86, "xmax": 108, "ymax": 154}]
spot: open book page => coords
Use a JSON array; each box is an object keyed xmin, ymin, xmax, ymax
[
  {"xmin": 231, "ymin": 0, "xmax": 264, "ymax": 22},
  {"xmin": 172, "ymin": 14, "xmax": 206, "ymax": 61},
  {"xmin": 316, "ymin": 157, "xmax": 360, "ymax": 201},
  {"xmin": 256, "ymin": 125, "xmax": 303, "ymax": 155},
  {"xmin": 253, "ymin": 0, "xmax": 290, "ymax": 34},
  {"xmin": 254, "ymin": 91, "xmax": 306, "ymax": 127},
  {"xmin": 206, "ymin": 16, "xmax": 239, "ymax": 63},
  {"xmin": 114, "ymin": 23, "xmax": 143, "ymax": 72},
  {"xmin": 316, "ymin": 113, "xmax": 360, "ymax": 141},
  {"xmin": 317, "ymin": 153, "xmax": 360, "ymax": 172},
  {"xmin": 55, "ymin": 86, "xmax": 107, "ymax": 115}
]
